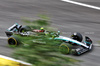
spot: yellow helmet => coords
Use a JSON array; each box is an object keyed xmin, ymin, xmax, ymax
[{"xmin": 40, "ymin": 27, "xmax": 44, "ymax": 30}]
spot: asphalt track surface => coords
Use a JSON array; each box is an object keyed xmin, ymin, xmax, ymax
[{"xmin": 0, "ymin": 0, "xmax": 100, "ymax": 66}]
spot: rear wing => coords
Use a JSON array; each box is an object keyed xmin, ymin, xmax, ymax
[
  {"xmin": 7, "ymin": 23, "xmax": 22, "ymax": 32},
  {"xmin": 5, "ymin": 23, "xmax": 22, "ymax": 37}
]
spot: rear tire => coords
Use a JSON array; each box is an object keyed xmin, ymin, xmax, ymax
[{"xmin": 8, "ymin": 36, "xmax": 20, "ymax": 46}]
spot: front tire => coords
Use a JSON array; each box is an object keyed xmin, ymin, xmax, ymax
[{"xmin": 59, "ymin": 43, "xmax": 72, "ymax": 54}]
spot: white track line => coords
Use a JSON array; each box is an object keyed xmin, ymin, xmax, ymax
[
  {"xmin": 0, "ymin": 55, "xmax": 32, "ymax": 66},
  {"xmin": 61, "ymin": 0, "xmax": 100, "ymax": 10},
  {"xmin": 0, "ymin": 36, "xmax": 8, "ymax": 39}
]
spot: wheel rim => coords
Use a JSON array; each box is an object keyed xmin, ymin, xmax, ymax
[{"xmin": 59, "ymin": 44, "xmax": 70, "ymax": 54}]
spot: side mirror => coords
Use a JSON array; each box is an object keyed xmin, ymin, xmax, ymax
[{"xmin": 7, "ymin": 23, "xmax": 18, "ymax": 31}]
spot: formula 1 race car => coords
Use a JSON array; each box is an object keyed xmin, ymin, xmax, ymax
[
  {"xmin": 5, "ymin": 23, "xmax": 93, "ymax": 55},
  {"xmin": 56, "ymin": 33, "xmax": 93, "ymax": 55}
]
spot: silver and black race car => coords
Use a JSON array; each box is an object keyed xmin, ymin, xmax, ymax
[
  {"xmin": 5, "ymin": 23, "xmax": 93, "ymax": 55},
  {"xmin": 55, "ymin": 32, "xmax": 93, "ymax": 55}
]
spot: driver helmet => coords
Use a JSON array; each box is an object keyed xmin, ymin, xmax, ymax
[{"xmin": 40, "ymin": 27, "xmax": 44, "ymax": 30}]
